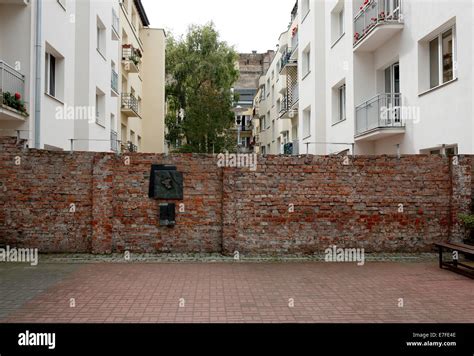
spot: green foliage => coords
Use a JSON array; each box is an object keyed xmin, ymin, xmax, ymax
[
  {"xmin": 2, "ymin": 92, "xmax": 27, "ymax": 115},
  {"xmin": 459, "ymin": 214, "xmax": 474, "ymax": 229},
  {"xmin": 165, "ymin": 23, "xmax": 239, "ymax": 153}
]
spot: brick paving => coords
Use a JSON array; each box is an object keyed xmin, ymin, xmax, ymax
[{"xmin": 1, "ymin": 261, "xmax": 473, "ymax": 323}]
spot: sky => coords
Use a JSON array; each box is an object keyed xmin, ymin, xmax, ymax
[{"xmin": 142, "ymin": 0, "xmax": 296, "ymax": 53}]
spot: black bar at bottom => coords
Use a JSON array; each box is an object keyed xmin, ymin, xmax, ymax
[{"xmin": 0, "ymin": 323, "xmax": 472, "ymax": 355}]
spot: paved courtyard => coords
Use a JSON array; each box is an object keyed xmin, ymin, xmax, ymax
[{"xmin": 0, "ymin": 260, "xmax": 473, "ymax": 323}]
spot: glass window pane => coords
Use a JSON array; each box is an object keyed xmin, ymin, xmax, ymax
[
  {"xmin": 442, "ymin": 29, "xmax": 453, "ymax": 83},
  {"xmin": 429, "ymin": 37, "xmax": 439, "ymax": 88}
]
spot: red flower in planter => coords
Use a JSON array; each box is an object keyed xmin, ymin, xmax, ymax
[{"xmin": 14, "ymin": 92, "xmax": 21, "ymax": 100}]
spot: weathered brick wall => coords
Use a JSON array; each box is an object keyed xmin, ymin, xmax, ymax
[
  {"xmin": 0, "ymin": 137, "xmax": 94, "ymax": 252},
  {"xmin": 0, "ymin": 137, "xmax": 471, "ymax": 254},
  {"xmin": 223, "ymin": 155, "xmax": 472, "ymax": 254}
]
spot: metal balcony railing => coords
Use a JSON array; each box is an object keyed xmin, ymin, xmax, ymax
[
  {"xmin": 292, "ymin": 85, "xmax": 299, "ymax": 105},
  {"xmin": 355, "ymin": 93, "xmax": 404, "ymax": 135},
  {"xmin": 121, "ymin": 141, "xmax": 138, "ymax": 153},
  {"xmin": 110, "ymin": 130, "xmax": 118, "ymax": 152},
  {"xmin": 354, "ymin": 0, "xmax": 403, "ymax": 46},
  {"xmin": 121, "ymin": 93, "xmax": 139, "ymax": 115},
  {"xmin": 122, "ymin": 45, "xmax": 142, "ymax": 65},
  {"xmin": 279, "ymin": 95, "xmax": 289, "ymax": 114},
  {"xmin": 0, "ymin": 60, "xmax": 26, "ymax": 108},
  {"xmin": 291, "ymin": 33, "xmax": 299, "ymax": 53},
  {"xmin": 280, "ymin": 51, "xmax": 297, "ymax": 73},
  {"xmin": 111, "ymin": 69, "xmax": 118, "ymax": 93}
]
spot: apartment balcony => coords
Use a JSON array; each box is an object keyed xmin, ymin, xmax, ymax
[
  {"xmin": 122, "ymin": 45, "xmax": 142, "ymax": 73},
  {"xmin": 290, "ymin": 31, "xmax": 299, "ymax": 59},
  {"xmin": 353, "ymin": 0, "xmax": 404, "ymax": 52},
  {"xmin": 0, "ymin": 60, "xmax": 28, "ymax": 121},
  {"xmin": 121, "ymin": 93, "xmax": 139, "ymax": 117},
  {"xmin": 121, "ymin": 141, "xmax": 138, "ymax": 153},
  {"xmin": 291, "ymin": 85, "xmax": 299, "ymax": 109},
  {"xmin": 112, "ymin": 8, "xmax": 120, "ymax": 41},
  {"xmin": 355, "ymin": 93, "xmax": 405, "ymax": 141},
  {"xmin": 279, "ymin": 51, "xmax": 297, "ymax": 75},
  {"xmin": 111, "ymin": 68, "xmax": 119, "ymax": 97},
  {"xmin": 279, "ymin": 95, "xmax": 289, "ymax": 117},
  {"xmin": 110, "ymin": 130, "xmax": 118, "ymax": 152}
]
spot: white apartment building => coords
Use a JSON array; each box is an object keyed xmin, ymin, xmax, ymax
[
  {"xmin": 255, "ymin": 0, "xmax": 473, "ymax": 156},
  {"xmin": 0, "ymin": 0, "xmax": 121, "ymax": 151},
  {"xmin": 326, "ymin": 0, "xmax": 473, "ymax": 155},
  {"xmin": 254, "ymin": 3, "xmax": 301, "ymax": 155},
  {"xmin": 0, "ymin": 0, "xmax": 166, "ymax": 153}
]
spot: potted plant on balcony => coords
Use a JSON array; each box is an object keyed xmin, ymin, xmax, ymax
[
  {"xmin": 291, "ymin": 25, "xmax": 298, "ymax": 37},
  {"xmin": 2, "ymin": 92, "xmax": 28, "ymax": 116}
]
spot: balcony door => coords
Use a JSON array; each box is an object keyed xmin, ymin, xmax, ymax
[{"xmin": 384, "ymin": 62, "xmax": 400, "ymax": 124}]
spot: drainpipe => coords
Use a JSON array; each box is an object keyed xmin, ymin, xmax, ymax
[{"xmin": 34, "ymin": 0, "xmax": 42, "ymax": 149}]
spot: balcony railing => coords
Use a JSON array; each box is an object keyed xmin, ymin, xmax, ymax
[
  {"xmin": 0, "ymin": 60, "xmax": 27, "ymax": 116},
  {"xmin": 355, "ymin": 93, "xmax": 404, "ymax": 136},
  {"xmin": 111, "ymin": 68, "xmax": 118, "ymax": 93},
  {"xmin": 280, "ymin": 51, "xmax": 297, "ymax": 73},
  {"xmin": 122, "ymin": 45, "xmax": 142, "ymax": 66},
  {"xmin": 279, "ymin": 95, "xmax": 289, "ymax": 114},
  {"xmin": 110, "ymin": 130, "xmax": 118, "ymax": 152},
  {"xmin": 291, "ymin": 85, "xmax": 299, "ymax": 105},
  {"xmin": 291, "ymin": 33, "xmax": 299, "ymax": 53},
  {"xmin": 121, "ymin": 93, "xmax": 139, "ymax": 115},
  {"xmin": 121, "ymin": 141, "xmax": 138, "ymax": 153},
  {"xmin": 354, "ymin": 0, "xmax": 403, "ymax": 47}
]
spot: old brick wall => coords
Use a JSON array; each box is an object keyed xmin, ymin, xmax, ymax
[
  {"xmin": 0, "ymin": 137, "xmax": 471, "ymax": 254},
  {"xmin": 222, "ymin": 155, "xmax": 472, "ymax": 254}
]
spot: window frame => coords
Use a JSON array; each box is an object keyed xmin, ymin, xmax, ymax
[{"xmin": 428, "ymin": 25, "xmax": 457, "ymax": 90}]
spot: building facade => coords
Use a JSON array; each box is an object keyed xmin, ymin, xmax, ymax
[
  {"xmin": 233, "ymin": 51, "xmax": 274, "ymax": 152},
  {"xmin": 254, "ymin": 0, "xmax": 473, "ymax": 156},
  {"xmin": 0, "ymin": 0, "xmax": 166, "ymax": 153}
]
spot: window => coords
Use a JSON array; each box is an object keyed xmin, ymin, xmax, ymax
[
  {"xmin": 137, "ymin": 136, "xmax": 142, "ymax": 151},
  {"xmin": 57, "ymin": 0, "xmax": 66, "ymax": 10},
  {"xmin": 97, "ymin": 17, "xmax": 106, "ymax": 58},
  {"xmin": 272, "ymin": 120, "xmax": 275, "ymax": 140},
  {"xmin": 95, "ymin": 88, "xmax": 105, "ymax": 127},
  {"xmin": 302, "ymin": 0, "xmax": 310, "ymax": 19},
  {"xmin": 45, "ymin": 45, "xmax": 64, "ymax": 101},
  {"xmin": 45, "ymin": 53, "xmax": 56, "ymax": 97},
  {"xmin": 338, "ymin": 84, "xmax": 346, "ymax": 122},
  {"xmin": 267, "ymin": 79, "xmax": 270, "ymax": 96},
  {"xmin": 260, "ymin": 116, "xmax": 265, "ymax": 132},
  {"xmin": 333, "ymin": 83, "xmax": 346, "ymax": 124},
  {"xmin": 331, "ymin": 0, "xmax": 345, "ymax": 45},
  {"xmin": 429, "ymin": 27, "xmax": 455, "ymax": 88},
  {"xmin": 303, "ymin": 107, "xmax": 311, "ymax": 138},
  {"xmin": 110, "ymin": 114, "xmax": 116, "ymax": 132},
  {"xmin": 302, "ymin": 45, "xmax": 311, "ymax": 77},
  {"xmin": 419, "ymin": 22, "xmax": 457, "ymax": 93},
  {"xmin": 266, "ymin": 111, "xmax": 270, "ymax": 129},
  {"xmin": 338, "ymin": 8, "xmax": 345, "ymax": 36},
  {"xmin": 271, "ymin": 85, "xmax": 275, "ymax": 105},
  {"xmin": 261, "ymin": 146, "xmax": 266, "ymax": 155}
]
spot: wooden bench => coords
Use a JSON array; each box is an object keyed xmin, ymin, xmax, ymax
[{"xmin": 434, "ymin": 242, "xmax": 474, "ymax": 279}]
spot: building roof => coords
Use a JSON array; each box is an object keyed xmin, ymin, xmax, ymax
[{"xmin": 134, "ymin": 0, "xmax": 150, "ymax": 27}]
